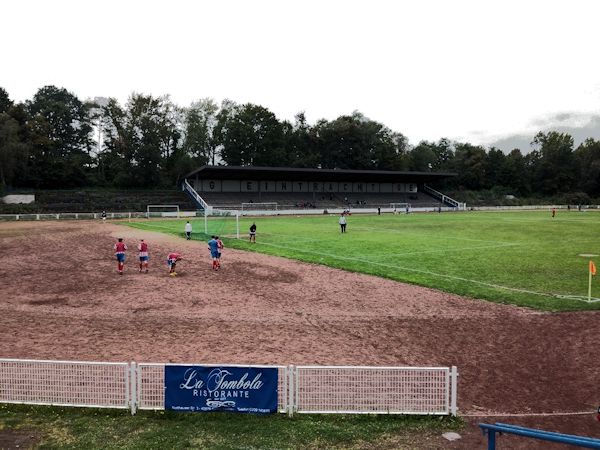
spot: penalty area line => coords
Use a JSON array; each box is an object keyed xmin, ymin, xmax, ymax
[{"xmin": 256, "ymin": 241, "xmax": 600, "ymax": 303}]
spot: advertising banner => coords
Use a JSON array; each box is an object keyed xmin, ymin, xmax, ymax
[{"xmin": 165, "ymin": 365, "xmax": 278, "ymax": 414}]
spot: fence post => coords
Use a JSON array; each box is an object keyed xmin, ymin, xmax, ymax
[
  {"xmin": 487, "ymin": 429, "xmax": 496, "ymax": 450},
  {"xmin": 287, "ymin": 365, "xmax": 295, "ymax": 417},
  {"xmin": 130, "ymin": 362, "xmax": 137, "ymax": 415},
  {"xmin": 450, "ymin": 366, "xmax": 458, "ymax": 416}
]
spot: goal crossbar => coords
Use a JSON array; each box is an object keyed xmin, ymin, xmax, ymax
[{"xmin": 146, "ymin": 205, "xmax": 180, "ymax": 218}]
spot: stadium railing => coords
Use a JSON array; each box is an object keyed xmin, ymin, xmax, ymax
[
  {"xmin": 0, "ymin": 358, "xmax": 458, "ymax": 417},
  {"xmin": 479, "ymin": 423, "xmax": 600, "ymax": 449}
]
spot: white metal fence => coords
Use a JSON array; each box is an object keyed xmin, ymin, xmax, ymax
[
  {"xmin": 0, "ymin": 359, "xmax": 458, "ymax": 416},
  {"xmin": 0, "ymin": 359, "xmax": 130, "ymax": 409},
  {"xmin": 294, "ymin": 366, "xmax": 456, "ymax": 415}
]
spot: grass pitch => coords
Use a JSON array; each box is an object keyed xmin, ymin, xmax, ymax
[{"xmin": 125, "ymin": 210, "xmax": 600, "ymax": 311}]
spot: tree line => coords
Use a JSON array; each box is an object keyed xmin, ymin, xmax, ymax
[{"xmin": 1, "ymin": 85, "xmax": 600, "ymax": 201}]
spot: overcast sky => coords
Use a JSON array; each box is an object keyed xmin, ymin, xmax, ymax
[{"xmin": 3, "ymin": 0, "xmax": 600, "ymax": 151}]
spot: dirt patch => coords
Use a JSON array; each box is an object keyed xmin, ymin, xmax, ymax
[
  {"xmin": 0, "ymin": 220, "xmax": 599, "ymax": 448},
  {"xmin": 0, "ymin": 429, "xmax": 41, "ymax": 450}
]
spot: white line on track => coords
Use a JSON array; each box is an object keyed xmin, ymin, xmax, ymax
[{"xmin": 255, "ymin": 241, "xmax": 600, "ymax": 303}]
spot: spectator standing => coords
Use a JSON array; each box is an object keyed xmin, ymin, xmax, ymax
[
  {"xmin": 184, "ymin": 221, "xmax": 192, "ymax": 240},
  {"xmin": 339, "ymin": 214, "xmax": 347, "ymax": 233}
]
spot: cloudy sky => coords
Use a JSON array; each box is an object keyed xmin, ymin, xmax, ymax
[{"xmin": 3, "ymin": 0, "xmax": 600, "ymax": 151}]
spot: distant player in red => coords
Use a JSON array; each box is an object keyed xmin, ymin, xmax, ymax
[
  {"xmin": 138, "ymin": 239, "xmax": 149, "ymax": 273},
  {"xmin": 216, "ymin": 236, "xmax": 224, "ymax": 268},
  {"xmin": 114, "ymin": 238, "xmax": 127, "ymax": 275},
  {"xmin": 552, "ymin": 207, "xmax": 556, "ymax": 218},
  {"xmin": 167, "ymin": 252, "xmax": 182, "ymax": 276}
]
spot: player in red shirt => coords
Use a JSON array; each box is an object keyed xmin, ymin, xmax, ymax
[
  {"xmin": 114, "ymin": 238, "xmax": 127, "ymax": 275},
  {"xmin": 138, "ymin": 239, "xmax": 149, "ymax": 273},
  {"xmin": 216, "ymin": 236, "xmax": 224, "ymax": 269},
  {"xmin": 167, "ymin": 252, "xmax": 182, "ymax": 276}
]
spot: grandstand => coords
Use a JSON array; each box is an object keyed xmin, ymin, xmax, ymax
[{"xmin": 182, "ymin": 166, "xmax": 461, "ymax": 211}]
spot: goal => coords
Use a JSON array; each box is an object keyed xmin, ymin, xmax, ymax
[
  {"xmin": 389, "ymin": 203, "xmax": 411, "ymax": 213},
  {"xmin": 241, "ymin": 202, "xmax": 278, "ymax": 211},
  {"xmin": 146, "ymin": 205, "xmax": 180, "ymax": 218}
]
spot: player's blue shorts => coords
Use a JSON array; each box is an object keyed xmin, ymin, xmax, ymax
[
  {"xmin": 116, "ymin": 254, "xmax": 125, "ymax": 263},
  {"xmin": 210, "ymin": 250, "xmax": 219, "ymax": 259},
  {"xmin": 139, "ymin": 256, "xmax": 148, "ymax": 262}
]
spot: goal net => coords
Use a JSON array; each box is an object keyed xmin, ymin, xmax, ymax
[
  {"xmin": 202, "ymin": 210, "xmax": 240, "ymax": 239},
  {"xmin": 241, "ymin": 202, "xmax": 278, "ymax": 211},
  {"xmin": 146, "ymin": 205, "xmax": 180, "ymax": 218},
  {"xmin": 390, "ymin": 203, "xmax": 411, "ymax": 213}
]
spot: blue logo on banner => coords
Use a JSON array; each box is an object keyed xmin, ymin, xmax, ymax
[{"xmin": 165, "ymin": 366, "xmax": 278, "ymax": 414}]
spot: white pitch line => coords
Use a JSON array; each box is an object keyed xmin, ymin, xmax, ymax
[
  {"xmin": 351, "ymin": 226, "xmax": 514, "ymax": 245},
  {"xmin": 255, "ymin": 241, "xmax": 600, "ymax": 303},
  {"xmin": 377, "ymin": 242, "xmax": 520, "ymax": 257}
]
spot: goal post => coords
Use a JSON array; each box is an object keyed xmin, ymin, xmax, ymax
[
  {"xmin": 199, "ymin": 209, "xmax": 240, "ymax": 239},
  {"xmin": 390, "ymin": 203, "xmax": 411, "ymax": 213},
  {"xmin": 241, "ymin": 202, "xmax": 278, "ymax": 211},
  {"xmin": 146, "ymin": 205, "xmax": 180, "ymax": 218}
]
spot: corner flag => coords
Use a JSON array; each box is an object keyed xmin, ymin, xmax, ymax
[{"xmin": 589, "ymin": 260, "xmax": 596, "ymax": 302}]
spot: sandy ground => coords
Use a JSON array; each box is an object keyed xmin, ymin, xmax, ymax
[{"xmin": 0, "ymin": 220, "xmax": 599, "ymax": 449}]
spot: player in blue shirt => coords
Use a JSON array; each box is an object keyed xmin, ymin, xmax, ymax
[{"xmin": 208, "ymin": 236, "xmax": 220, "ymax": 270}]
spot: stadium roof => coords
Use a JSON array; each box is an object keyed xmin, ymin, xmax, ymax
[{"xmin": 185, "ymin": 166, "xmax": 455, "ymax": 183}]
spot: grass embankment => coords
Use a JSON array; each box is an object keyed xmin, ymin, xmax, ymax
[{"xmin": 0, "ymin": 404, "xmax": 461, "ymax": 449}]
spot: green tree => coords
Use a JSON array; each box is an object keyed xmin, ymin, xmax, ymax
[
  {"xmin": 0, "ymin": 87, "xmax": 13, "ymax": 114},
  {"xmin": 285, "ymin": 112, "xmax": 320, "ymax": 168},
  {"xmin": 409, "ymin": 142, "xmax": 436, "ymax": 171},
  {"xmin": 314, "ymin": 111, "xmax": 407, "ymax": 170},
  {"xmin": 183, "ymin": 98, "xmax": 219, "ymax": 166},
  {"xmin": 574, "ymin": 138, "xmax": 600, "ymax": 196},
  {"xmin": 26, "ymin": 86, "xmax": 94, "ymax": 188},
  {"xmin": 0, "ymin": 112, "xmax": 28, "ymax": 188},
  {"xmin": 503, "ymin": 148, "xmax": 530, "ymax": 195},
  {"xmin": 214, "ymin": 102, "xmax": 285, "ymax": 166},
  {"xmin": 100, "ymin": 94, "xmax": 181, "ymax": 187},
  {"xmin": 451, "ymin": 143, "xmax": 487, "ymax": 189},
  {"xmin": 482, "ymin": 147, "xmax": 508, "ymax": 189},
  {"xmin": 530, "ymin": 131, "xmax": 576, "ymax": 195}
]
